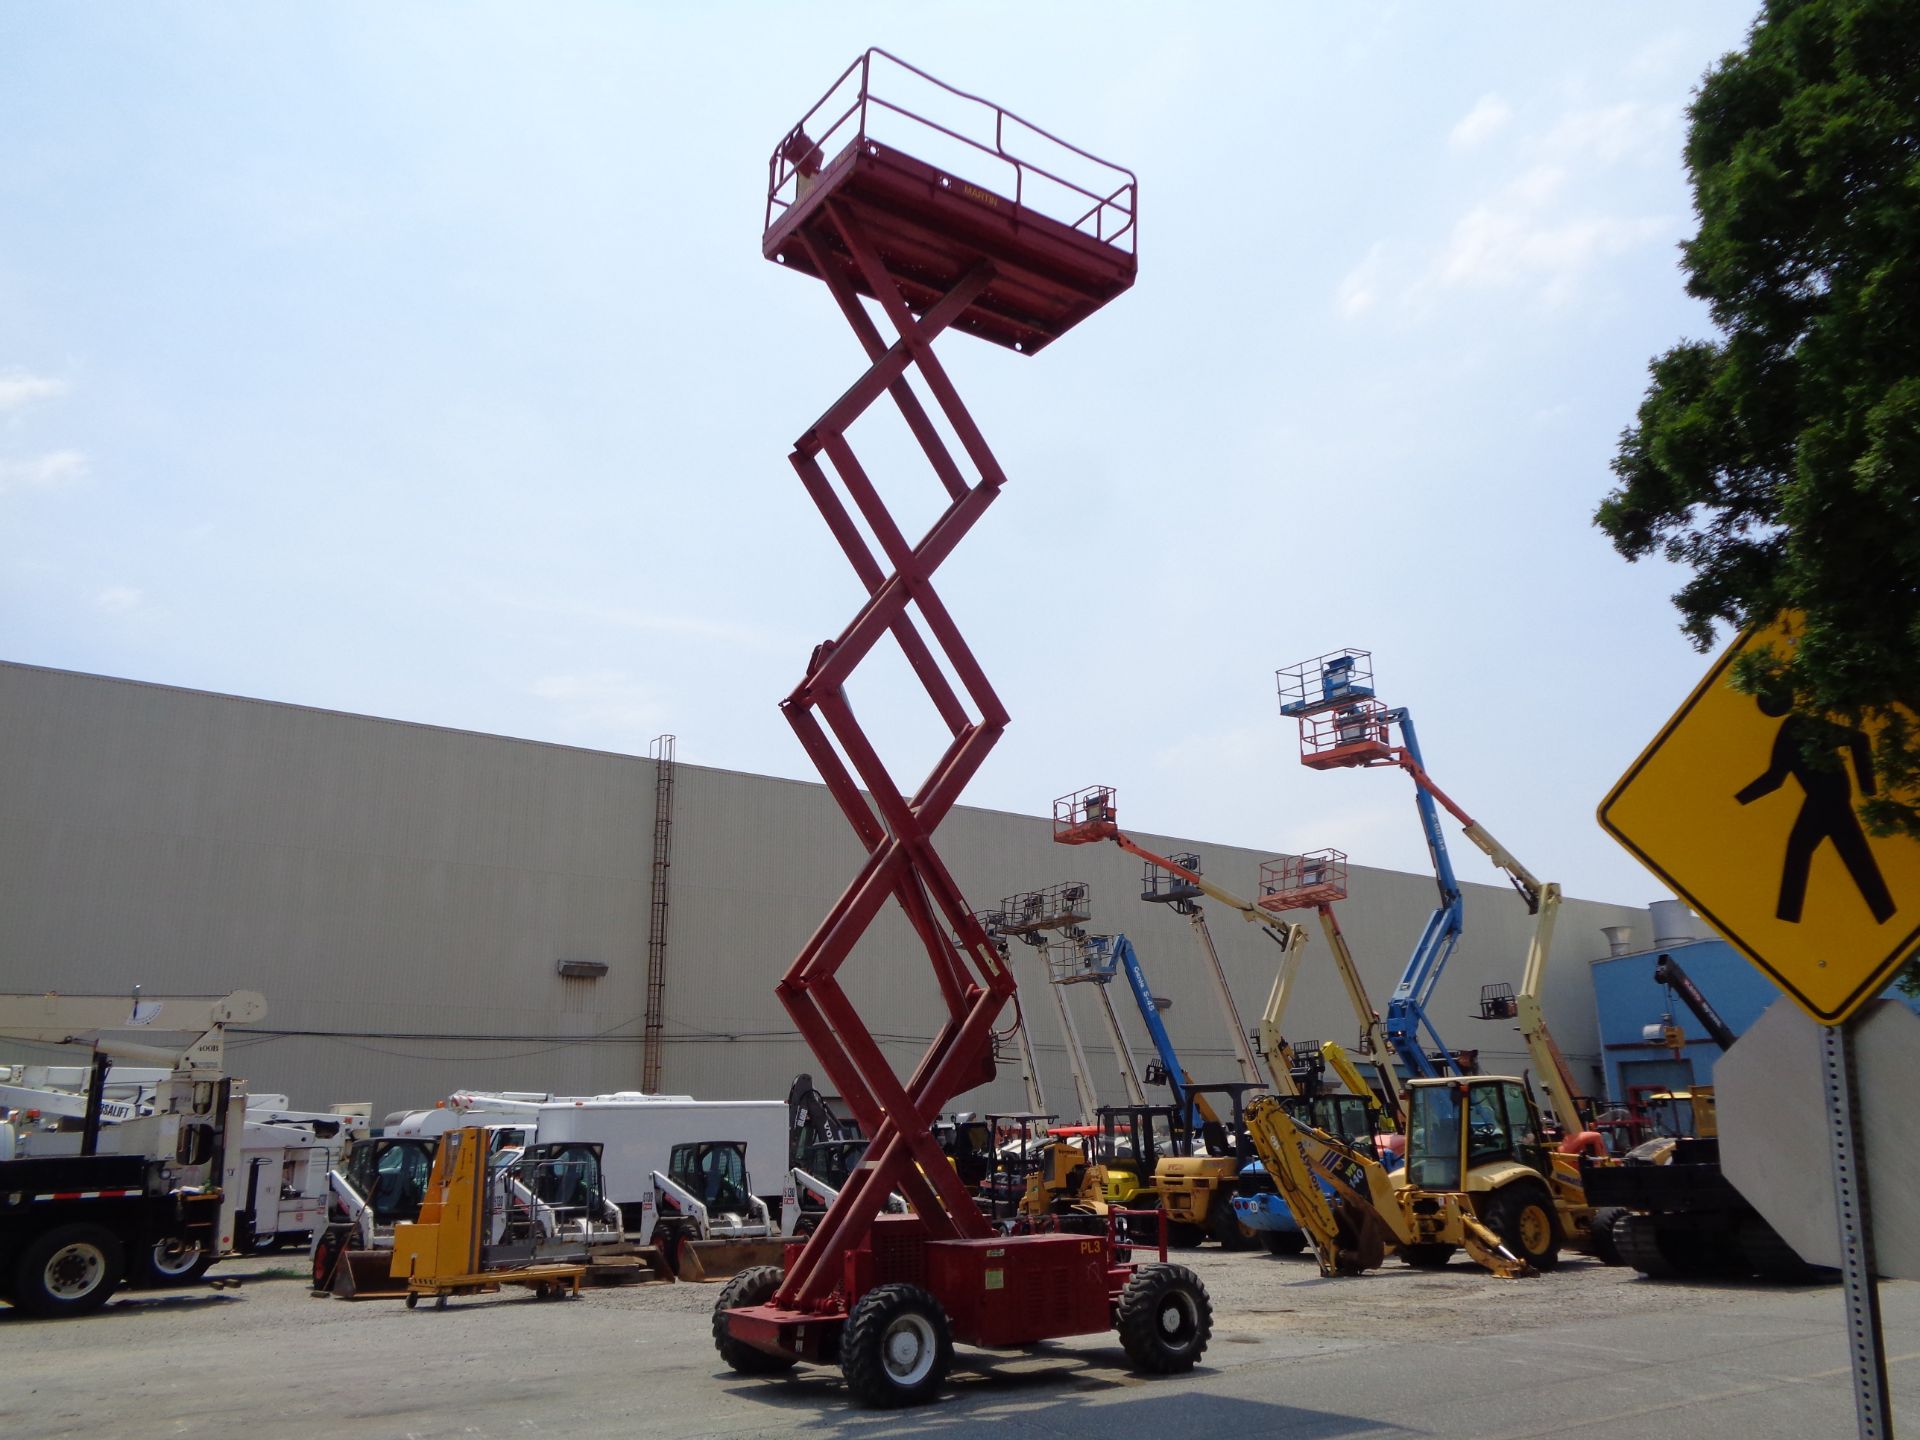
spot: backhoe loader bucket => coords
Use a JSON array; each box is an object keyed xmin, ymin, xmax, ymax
[
  {"xmin": 673, "ymin": 1234, "xmax": 788, "ymax": 1283},
  {"xmin": 1330, "ymin": 1205, "xmax": 1393, "ymax": 1277}
]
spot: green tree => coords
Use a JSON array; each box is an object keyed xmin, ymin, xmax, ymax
[{"xmin": 1597, "ymin": 0, "xmax": 1920, "ymax": 841}]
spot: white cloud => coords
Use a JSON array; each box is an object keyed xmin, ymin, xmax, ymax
[
  {"xmin": 1539, "ymin": 101, "xmax": 1671, "ymax": 167},
  {"xmin": 1449, "ymin": 94, "xmax": 1512, "ymax": 151},
  {"xmin": 494, "ymin": 590, "xmax": 785, "ymax": 653},
  {"xmin": 530, "ymin": 670, "xmax": 666, "ymax": 733},
  {"xmin": 1335, "ymin": 243, "xmax": 1387, "ymax": 318},
  {"xmin": 0, "ymin": 449, "xmax": 88, "ymax": 495},
  {"xmin": 94, "ymin": 586, "xmax": 144, "ymax": 613},
  {"xmin": 1435, "ymin": 197, "xmax": 1668, "ymax": 301},
  {"xmin": 0, "ymin": 371, "xmax": 67, "ymax": 416}
]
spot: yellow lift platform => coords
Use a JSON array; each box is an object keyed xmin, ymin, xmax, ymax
[{"xmin": 390, "ymin": 1127, "xmax": 589, "ymax": 1310}]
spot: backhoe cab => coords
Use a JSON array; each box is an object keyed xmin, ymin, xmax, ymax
[{"xmin": 1399, "ymin": 1076, "xmax": 1567, "ymax": 1271}]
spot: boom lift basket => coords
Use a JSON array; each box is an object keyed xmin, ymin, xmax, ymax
[
  {"xmin": 1477, "ymin": 983, "xmax": 1520, "ymax": 1021},
  {"xmin": 997, "ymin": 882, "xmax": 1091, "ymax": 937},
  {"xmin": 1277, "ymin": 650, "xmax": 1376, "ymax": 718},
  {"xmin": 1140, "ymin": 854, "xmax": 1203, "ymax": 907},
  {"xmin": 1053, "ymin": 785, "xmax": 1120, "ymax": 844},
  {"xmin": 1257, "ymin": 849, "xmax": 1349, "ymax": 912},
  {"xmin": 1296, "ymin": 699, "xmax": 1394, "ymax": 769}
]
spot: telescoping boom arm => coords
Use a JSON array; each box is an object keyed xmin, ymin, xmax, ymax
[
  {"xmin": 0, "ymin": 990, "xmax": 266, "ymax": 1071},
  {"xmin": 1409, "ymin": 768, "xmax": 1586, "ymax": 1136},
  {"xmin": 1080, "ymin": 934, "xmax": 1219, "ymax": 1124},
  {"xmin": 1652, "ymin": 952, "xmax": 1738, "ymax": 1052}
]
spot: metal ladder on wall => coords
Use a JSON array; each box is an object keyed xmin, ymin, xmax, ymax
[{"xmin": 642, "ymin": 732, "xmax": 675, "ymax": 1093}]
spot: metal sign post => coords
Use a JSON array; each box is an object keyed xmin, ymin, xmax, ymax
[
  {"xmin": 1600, "ymin": 614, "xmax": 1919, "ymax": 1438},
  {"xmin": 1822, "ymin": 1016, "xmax": 1893, "ymax": 1439}
]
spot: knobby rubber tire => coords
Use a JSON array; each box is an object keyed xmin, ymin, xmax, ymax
[
  {"xmin": 1485, "ymin": 1182, "xmax": 1562, "ymax": 1271},
  {"xmin": 1208, "ymin": 1194, "xmax": 1259, "ymax": 1251},
  {"xmin": 841, "ymin": 1283, "xmax": 952, "ymax": 1408},
  {"xmin": 1589, "ymin": 1207, "xmax": 1630, "ymax": 1267},
  {"xmin": 711, "ymin": 1265, "xmax": 797, "ymax": 1375},
  {"xmin": 1614, "ymin": 1214, "xmax": 1678, "ymax": 1279},
  {"xmin": 1116, "ymin": 1263, "xmax": 1213, "ymax": 1375}
]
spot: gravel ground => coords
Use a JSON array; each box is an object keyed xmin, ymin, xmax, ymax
[{"xmin": 0, "ymin": 1242, "xmax": 1903, "ymax": 1440}]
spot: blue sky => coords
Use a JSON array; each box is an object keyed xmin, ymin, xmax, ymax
[{"xmin": 1, "ymin": 3, "xmax": 1762, "ymax": 907}]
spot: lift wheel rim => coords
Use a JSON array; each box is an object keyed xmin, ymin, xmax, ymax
[
  {"xmin": 1156, "ymin": 1289, "xmax": 1200, "ymax": 1343},
  {"xmin": 149, "ymin": 1237, "xmax": 204, "ymax": 1278},
  {"xmin": 44, "ymin": 1241, "xmax": 108, "ymax": 1300},
  {"xmin": 1517, "ymin": 1203, "xmax": 1554, "ymax": 1256},
  {"xmin": 882, "ymin": 1312, "xmax": 940, "ymax": 1386}
]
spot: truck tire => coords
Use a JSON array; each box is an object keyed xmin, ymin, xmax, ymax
[
  {"xmin": 1208, "ymin": 1194, "xmax": 1259, "ymax": 1250},
  {"xmin": 711, "ymin": 1265, "xmax": 797, "ymax": 1375},
  {"xmin": 1263, "ymin": 1229, "xmax": 1308, "ymax": 1256},
  {"xmin": 1399, "ymin": 1243, "xmax": 1456, "ymax": 1269},
  {"xmin": 1614, "ymin": 1214, "xmax": 1679, "ymax": 1278},
  {"xmin": 841, "ymin": 1283, "xmax": 952, "ymax": 1407},
  {"xmin": 138, "ymin": 1237, "xmax": 214, "ymax": 1287},
  {"xmin": 1116, "ymin": 1263, "xmax": 1212, "ymax": 1375},
  {"xmin": 1485, "ymin": 1182, "xmax": 1562, "ymax": 1271},
  {"xmin": 1589, "ymin": 1207, "xmax": 1630, "ymax": 1267},
  {"xmin": 13, "ymin": 1224, "xmax": 126, "ymax": 1318}
]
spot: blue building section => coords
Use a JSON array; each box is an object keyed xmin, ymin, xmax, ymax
[{"xmin": 1590, "ymin": 934, "xmax": 1917, "ymax": 1104}]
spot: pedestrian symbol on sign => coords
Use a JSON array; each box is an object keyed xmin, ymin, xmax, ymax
[
  {"xmin": 1598, "ymin": 612, "xmax": 1920, "ymax": 1024},
  {"xmin": 1734, "ymin": 694, "xmax": 1896, "ymax": 926}
]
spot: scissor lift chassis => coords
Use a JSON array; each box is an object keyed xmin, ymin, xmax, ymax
[{"xmin": 719, "ymin": 53, "xmax": 1215, "ymax": 1400}]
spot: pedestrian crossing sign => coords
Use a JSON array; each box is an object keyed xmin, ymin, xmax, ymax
[{"xmin": 1599, "ymin": 613, "xmax": 1920, "ymax": 1025}]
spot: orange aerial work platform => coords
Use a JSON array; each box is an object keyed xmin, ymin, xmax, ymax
[{"xmin": 1258, "ymin": 849, "xmax": 1351, "ymax": 914}]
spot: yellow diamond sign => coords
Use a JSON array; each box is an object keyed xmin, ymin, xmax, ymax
[{"xmin": 1599, "ymin": 613, "xmax": 1920, "ymax": 1024}]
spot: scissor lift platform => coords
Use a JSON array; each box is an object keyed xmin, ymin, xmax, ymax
[{"xmin": 764, "ymin": 49, "xmax": 1137, "ymax": 354}]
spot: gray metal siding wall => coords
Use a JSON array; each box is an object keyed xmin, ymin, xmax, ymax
[
  {"xmin": 0, "ymin": 664, "xmax": 656, "ymax": 1116},
  {"xmin": 0, "ymin": 662, "xmax": 1647, "ymax": 1122}
]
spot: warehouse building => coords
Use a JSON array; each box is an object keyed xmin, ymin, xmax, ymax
[{"xmin": 2, "ymin": 660, "xmax": 1654, "ymax": 1123}]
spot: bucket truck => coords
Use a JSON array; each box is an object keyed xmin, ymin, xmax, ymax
[{"xmin": 0, "ymin": 989, "xmax": 262, "ymax": 1316}]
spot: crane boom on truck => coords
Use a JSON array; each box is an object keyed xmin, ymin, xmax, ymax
[{"xmin": 0, "ymin": 989, "xmax": 263, "ymax": 1316}]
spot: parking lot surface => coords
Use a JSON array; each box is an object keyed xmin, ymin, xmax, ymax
[{"xmin": 2, "ymin": 1249, "xmax": 1914, "ymax": 1439}]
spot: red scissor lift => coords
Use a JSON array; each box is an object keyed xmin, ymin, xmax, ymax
[{"xmin": 716, "ymin": 52, "xmax": 1211, "ymax": 1407}]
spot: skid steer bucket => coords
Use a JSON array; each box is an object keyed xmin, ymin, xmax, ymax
[
  {"xmin": 328, "ymin": 1248, "xmax": 413, "ymax": 1299},
  {"xmin": 674, "ymin": 1234, "xmax": 787, "ymax": 1283},
  {"xmin": 585, "ymin": 1244, "xmax": 675, "ymax": 1286}
]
